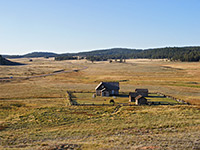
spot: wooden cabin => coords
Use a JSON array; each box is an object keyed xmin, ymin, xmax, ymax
[{"xmin": 95, "ymin": 82, "xmax": 120, "ymax": 97}]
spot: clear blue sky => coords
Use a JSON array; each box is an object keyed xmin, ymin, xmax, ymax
[{"xmin": 0, "ymin": 0, "xmax": 200, "ymax": 55}]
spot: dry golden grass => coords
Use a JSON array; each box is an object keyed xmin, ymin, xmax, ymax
[
  {"xmin": 0, "ymin": 58, "xmax": 200, "ymax": 104},
  {"xmin": 0, "ymin": 57, "xmax": 78, "ymax": 77},
  {"xmin": 0, "ymin": 58, "xmax": 200, "ymax": 149},
  {"xmin": 0, "ymin": 99, "xmax": 200, "ymax": 149}
]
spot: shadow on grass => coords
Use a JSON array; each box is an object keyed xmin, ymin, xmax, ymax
[
  {"xmin": 147, "ymin": 101, "xmax": 177, "ymax": 106},
  {"xmin": 147, "ymin": 95, "xmax": 165, "ymax": 98},
  {"xmin": 117, "ymin": 94, "xmax": 129, "ymax": 98}
]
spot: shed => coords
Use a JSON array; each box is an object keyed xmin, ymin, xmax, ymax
[
  {"xmin": 135, "ymin": 89, "xmax": 148, "ymax": 97},
  {"xmin": 129, "ymin": 92, "xmax": 139, "ymax": 102},
  {"xmin": 135, "ymin": 95, "xmax": 147, "ymax": 105}
]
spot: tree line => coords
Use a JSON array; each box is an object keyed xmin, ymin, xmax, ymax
[
  {"xmin": 3, "ymin": 47, "xmax": 200, "ymax": 62},
  {"xmin": 55, "ymin": 47, "xmax": 200, "ymax": 62}
]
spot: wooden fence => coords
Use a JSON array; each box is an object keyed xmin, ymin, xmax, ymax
[
  {"xmin": 66, "ymin": 91, "xmax": 190, "ymax": 106},
  {"xmin": 66, "ymin": 91, "xmax": 74, "ymax": 106},
  {"xmin": 156, "ymin": 92, "xmax": 190, "ymax": 105}
]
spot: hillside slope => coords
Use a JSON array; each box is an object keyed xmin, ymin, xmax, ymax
[{"xmin": 0, "ymin": 55, "xmax": 24, "ymax": 65}]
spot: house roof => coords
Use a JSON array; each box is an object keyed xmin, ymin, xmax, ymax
[
  {"xmin": 95, "ymin": 82, "xmax": 120, "ymax": 90},
  {"xmin": 101, "ymin": 88, "xmax": 107, "ymax": 92},
  {"xmin": 135, "ymin": 89, "xmax": 148, "ymax": 92}
]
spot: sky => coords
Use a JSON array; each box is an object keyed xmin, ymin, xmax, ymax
[{"xmin": 0, "ymin": 0, "xmax": 200, "ymax": 55}]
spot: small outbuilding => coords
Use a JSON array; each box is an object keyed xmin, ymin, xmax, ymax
[
  {"xmin": 135, "ymin": 89, "xmax": 148, "ymax": 97},
  {"xmin": 129, "ymin": 92, "xmax": 139, "ymax": 102},
  {"xmin": 135, "ymin": 95, "xmax": 147, "ymax": 105},
  {"xmin": 95, "ymin": 82, "xmax": 120, "ymax": 97}
]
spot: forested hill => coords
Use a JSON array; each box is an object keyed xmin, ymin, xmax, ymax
[
  {"xmin": 0, "ymin": 55, "xmax": 24, "ymax": 65},
  {"xmin": 75, "ymin": 48, "xmax": 142, "ymax": 56},
  {"xmin": 55, "ymin": 47, "xmax": 200, "ymax": 62}
]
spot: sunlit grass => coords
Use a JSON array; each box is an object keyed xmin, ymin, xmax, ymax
[
  {"xmin": 0, "ymin": 58, "xmax": 200, "ymax": 149},
  {"xmin": 0, "ymin": 99, "xmax": 200, "ymax": 149}
]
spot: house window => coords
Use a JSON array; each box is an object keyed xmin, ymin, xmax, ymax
[{"xmin": 112, "ymin": 90, "xmax": 114, "ymax": 94}]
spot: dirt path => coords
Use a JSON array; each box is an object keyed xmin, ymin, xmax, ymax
[{"xmin": 0, "ymin": 62, "xmax": 88, "ymax": 81}]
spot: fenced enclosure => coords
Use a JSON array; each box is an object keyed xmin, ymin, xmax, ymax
[{"xmin": 66, "ymin": 91, "xmax": 188, "ymax": 106}]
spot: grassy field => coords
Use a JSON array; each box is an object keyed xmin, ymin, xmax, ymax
[
  {"xmin": 0, "ymin": 57, "xmax": 79, "ymax": 78},
  {"xmin": 0, "ymin": 58, "xmax": 200, "ymax": 149}
]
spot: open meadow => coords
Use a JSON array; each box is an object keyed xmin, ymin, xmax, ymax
[{"xmin": 0, "ymin": 58, "xmax": 200, "ymax": 149}]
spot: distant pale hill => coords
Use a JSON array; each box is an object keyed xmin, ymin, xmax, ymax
[
  {"xmin": 0, "ymin": 55, "xmax": 24, "ymax": 65},
  {"xmin": 3, "ymin": 52, "xmax": 58, "ymax": 59}
]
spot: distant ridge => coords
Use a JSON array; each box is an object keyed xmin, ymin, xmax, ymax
[
  {"xmin": 56, "ymin": 46, "xmax": 200, "ymax": 62},
  {"xmin": 0, "ymin": 55, "xmax": 24, "ymax": 65},
  {"xmin": 3, "ymin": 46, "xmax": 200, "ymax": 62},
  {"xmin": 3, "ymin": 52, "xmax": 58, "ymax": 59}
]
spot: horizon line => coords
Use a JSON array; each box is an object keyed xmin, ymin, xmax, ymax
[{"xmin": 1, "ymin": 45, "xmax": 200, "ymax": 55}]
